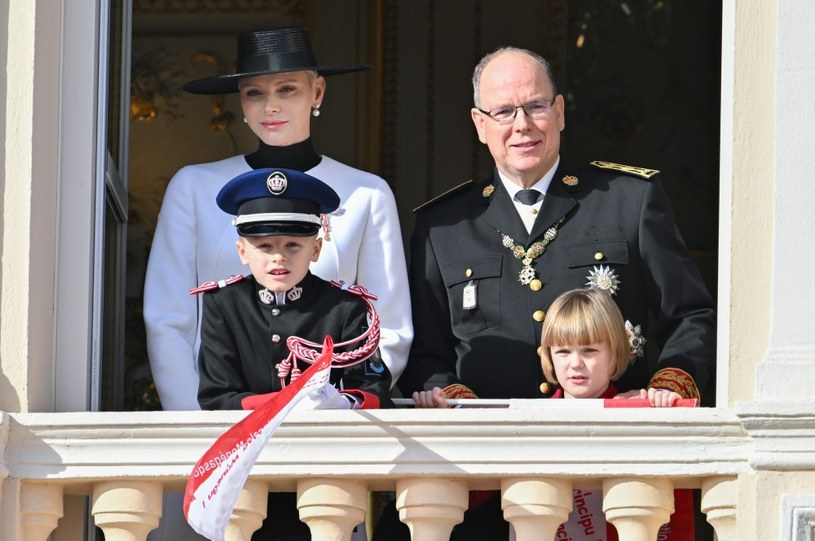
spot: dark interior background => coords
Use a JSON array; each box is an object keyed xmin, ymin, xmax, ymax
[{"xmin": 123, "ymin": 0, "xmax": 721, "ymax": 411}]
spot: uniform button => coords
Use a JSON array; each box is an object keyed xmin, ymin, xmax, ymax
[
  {"xmin": 271, "ymin": 308, "xmax": 281, "ymax": 317},
  {"xmin": 594, "ymin": 251, "xmax": 604, "ymax": 261},
  {"xmin": 272, "ymin": 334, "xmax": 281, "ymax": 343},
  {"xmin": 465, "ymin": 268, "xmax": 473, "ymax": 278},
  {"xmin": 529, "ymin": 279, "xmax": 542, "ymax": 291},
  {"xmin": 532, "ymin": 310, "xmax": 545, "ymax": 322},
  {"xmin": 531, "ymin": 208, "xmax": 538, "ymax": 215},
  {"xmin": 539, "ymin": 382, "xmax": 553, "ymax": 394}
]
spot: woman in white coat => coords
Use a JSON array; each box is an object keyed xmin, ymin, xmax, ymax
[
  {"xmin": 144, "ymin": 26, "xmax": 412, "ymax": 413},
  {"xmin": 144, "ymin": 26, "xmax": 410, "ymax": 541}
]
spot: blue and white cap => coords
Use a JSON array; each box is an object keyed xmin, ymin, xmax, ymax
[{"xmin": 216, "ymin": 168, "xmax": 340, "ymax": 237}]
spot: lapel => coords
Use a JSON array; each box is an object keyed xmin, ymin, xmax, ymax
[
  {"xmin": 482, "ymin": 175, "xmax": 529, "ymax": 243},
  {"xmin": 527, "ymin": 163, "xmax": 579, "ymax": 244}
]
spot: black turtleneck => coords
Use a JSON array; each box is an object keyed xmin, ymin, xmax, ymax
[{"xmin": 244, "ymin": 138, "xmax": 322, "ymax": 172}]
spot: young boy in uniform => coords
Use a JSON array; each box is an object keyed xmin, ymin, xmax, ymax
[
  {"xmin": 195, "ymin": 167, "xmax": 392, "ymax": 412},
  {"xmin": 194, "ymin": 167, "xmax": 391, "ymax": 540}
]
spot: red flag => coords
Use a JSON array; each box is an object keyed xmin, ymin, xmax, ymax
[
  {"xmin": 603, "ymin": 398, "xmax": 698, "ymax": 408},
  {"xmin": 183, "ymin": 336, "xmax": 335, "ymax": 540}
]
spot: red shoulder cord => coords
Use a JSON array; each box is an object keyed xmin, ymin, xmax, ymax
[{"xmin": 275, "ymin": 282, "xmax": 381, "ymax": 387}]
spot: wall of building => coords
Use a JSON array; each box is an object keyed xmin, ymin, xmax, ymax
[{"xmin": 4, "ymin": 2, "xmax": 815, "ymax": 537}]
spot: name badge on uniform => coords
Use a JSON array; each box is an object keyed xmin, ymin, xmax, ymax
[{"xmin": 462, "ymin": 280, "xmax": 477, "ymax": 310}]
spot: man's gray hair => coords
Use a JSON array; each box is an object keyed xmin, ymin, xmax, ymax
[{"xmin": 472, "ymin": 47, "xmax": 557, "ymax": 108}]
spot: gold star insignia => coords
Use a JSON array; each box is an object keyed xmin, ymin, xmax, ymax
[{"xmin": 562, "ymin": 175, "xmax": 579, "ymax": 186}]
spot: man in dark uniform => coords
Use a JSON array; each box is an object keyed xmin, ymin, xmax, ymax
[
  {"xmin": 399, "ymin": 46, "xmax": 715, "ymax": 406},
  {"xmin": 376, "ymin": 45, "xmax": 715, "ymax": 541},
  {"xmin": 195, "ymin": 167, "xmax": 391, "ymax": 540},
  {"xmin": 374, "ymin": 48, "xmax": 716, "ymax": 541}
]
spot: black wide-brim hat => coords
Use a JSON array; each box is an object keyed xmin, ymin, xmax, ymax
[
  {"xmin": 217, "ymin": 168, "xmax": 340, "ymax": 237},
  {"xmin": 183, "ymin": 26, "xmax": 372, "ymax": 94}
]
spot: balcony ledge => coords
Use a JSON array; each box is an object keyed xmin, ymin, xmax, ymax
[{"xmin": 3, "ymin": 407, "xmax": 755, "ymax": 492}]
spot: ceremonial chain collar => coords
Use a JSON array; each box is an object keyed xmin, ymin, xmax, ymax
[{"xmin": 500, "ymin": 216, "xmax": 565, "ymax": 286}]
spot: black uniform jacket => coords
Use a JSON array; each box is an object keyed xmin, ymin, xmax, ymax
[
  {"xmin": 399, "ymin": 158, "xmax": 716, "ymax": 399},
  {"xmin": 197, "ymin": 272, "xmax": 392, "ymax": 410}
]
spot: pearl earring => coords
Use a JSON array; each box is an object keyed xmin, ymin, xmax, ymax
[
  {"xmin": 312, "ymin": 106, "xmax": 321, "ymax": 117},
  {"xmin": 243, "ymin": 117, "xmax": 248, "ymax": 123}
]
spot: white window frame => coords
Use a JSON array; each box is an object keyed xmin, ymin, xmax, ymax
[{"xmin": 54, "ymin": 0, "xmax": 132, "ymax": 412}]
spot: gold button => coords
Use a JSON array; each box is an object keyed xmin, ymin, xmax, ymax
[
  {"xmin": 594, "ymin": 251, "xmax": 604, "ymax": 261},
  {"xmin": 536, "ymin": 346, "xmax": 542, "ymax": 357},
  {"xmin": 531, "ymin": 208, "xmax": 538, "ymax": 215},
  {"xmin": 465, "ymin": 268, "xmax": 473, "ymax": 278},
  {"xmin": 532, "ymin": 310, "xmax": 545, "ymax": 322},
  {"xmin": 539, "ymin": 382, "xmax": 552, "ymax": 394},
  {"xmin": 529, "ymin": 279, "xmax": 542, "ymax": 292}
]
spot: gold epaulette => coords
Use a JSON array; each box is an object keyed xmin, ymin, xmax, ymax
[
  {"xmin": 412, "ymin": 180, "xmax": 475, "ymax": 213},
  {"xmin": 590, "ymin": 160, "xmax": 660, "ymax": 180}
]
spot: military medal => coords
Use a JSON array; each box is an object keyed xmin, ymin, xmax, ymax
[
  {"xmin": 585, "ymin": 265, "xmax": 621, "ymax": 295},
  {"xmin": 625, "ymin": 320, "xmax": 646, "ymax": 362},
  {"xmin": 500, "ymin": 217, "xmax": 565, "ymax": 286}
]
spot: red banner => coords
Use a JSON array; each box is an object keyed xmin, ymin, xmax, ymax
[{"xmin": 183, "ymin": 337, "xmax": 335, "ymax": 540}]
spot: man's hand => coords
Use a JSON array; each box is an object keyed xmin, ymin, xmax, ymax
[{"xmin": 412, "ymin": 387, "xmax": 449, "ymax": 408}]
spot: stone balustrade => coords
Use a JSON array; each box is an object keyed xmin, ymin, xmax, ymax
[{"xmin": 2, "ymin": 404, "xmax": 814, "ymax": 540}]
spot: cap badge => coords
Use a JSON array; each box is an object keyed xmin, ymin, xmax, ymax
[
  {"xmin": 562, "ymin": 175, "xmax": 578, "ymax": 186},
  {"xmin": 482, "ymin": 184, "xmax": 495, "ymax": 197},
  {"xmin": 266, "ymin": 171, "xmax": 288, "ymax": 195}
]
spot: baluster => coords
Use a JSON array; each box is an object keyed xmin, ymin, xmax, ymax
[
  {"xmin": 602, "ymin": 478, "xmax": 674, "ymax": 541},
  {"xmin": 501, "ymin": 477, "xmax": 573, "ymax": 541},
  {"xmin": 297, "ymin": 479, "xmax": 367, "ymax": 540},
  {"xmin": 395, "ymin": 478, "xmax": 468, "ymax": 541},
  {"xmin": 21, "ymin": 482, "xmax": 64, "ymax": 541},
  {"xmin": 92, "ymin": 481, "xmax": 162, "ymax": 541},
  {"xmin": 701, "ymin": 476, "xmax": 738, "ymax": 541},
  {"xmin": 225, "ymin": 479, "xmax": 269, "ymax": 541}
]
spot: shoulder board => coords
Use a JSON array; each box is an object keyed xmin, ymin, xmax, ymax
[
  {"xmin": 412, "ymin": 180, "xmax": 475, "ymax": 213},
  {"xmin": 189, "ymin": 274, "xmax": 245, "ymax": 295},
  {"xmin": 590, "ymin": 160, "xmax": 659, "ymax": 180}
]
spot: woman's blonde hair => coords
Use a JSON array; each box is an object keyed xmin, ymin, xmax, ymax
[{"xmin": 540, "ymin": 288, "xmax": 631, "ymax": 385}]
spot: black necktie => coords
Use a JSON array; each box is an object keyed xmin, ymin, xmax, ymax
[{"xmin": 516, "ymin": 189, "xmax": 541, "ymax": 205}]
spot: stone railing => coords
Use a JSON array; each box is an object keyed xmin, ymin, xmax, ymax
[{"xmin": 2, "ymin": 404, "xmax": 811, "ymax": 541}]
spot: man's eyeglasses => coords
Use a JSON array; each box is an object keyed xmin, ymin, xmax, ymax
[{"xmin": 476, "ymin": 99, "xmax": 555, "ymax": 125}]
